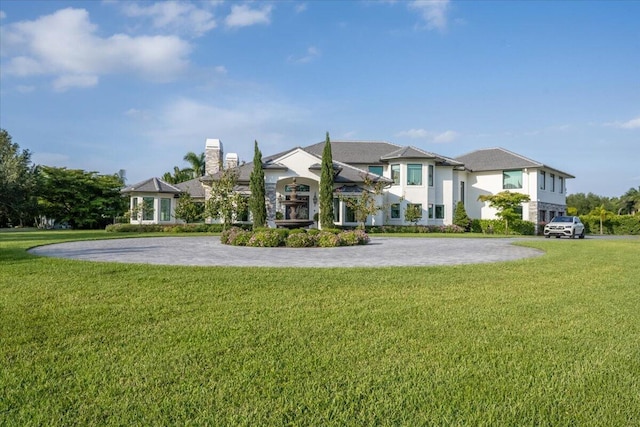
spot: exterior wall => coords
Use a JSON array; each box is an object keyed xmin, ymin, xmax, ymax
[{"xmin": 128, "ymin": 194, "xmax": 179, "ymax": 224}]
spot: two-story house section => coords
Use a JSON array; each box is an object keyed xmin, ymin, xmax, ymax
[{"xmin": 455, "ymin": 147, "xmax": 575, "ymax": 229}]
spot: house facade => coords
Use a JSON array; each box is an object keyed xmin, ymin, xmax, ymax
[{"xmin": 122, "ymin": 139, "xmax": 574, "ymax": 229}]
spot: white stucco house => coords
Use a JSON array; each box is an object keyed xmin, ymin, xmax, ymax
[{"xmin": 121, "ymin": 138, "xmax": 574, "ymax": 230}]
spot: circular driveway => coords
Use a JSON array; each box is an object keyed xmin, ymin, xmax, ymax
[{"xmin": 29, "ymin": 236, "xmax": 543, "ymax": 267}]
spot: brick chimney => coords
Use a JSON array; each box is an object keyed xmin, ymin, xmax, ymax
[{"xmin": 205, "ymin": 138, "xmax": 222, "ymax": 175}]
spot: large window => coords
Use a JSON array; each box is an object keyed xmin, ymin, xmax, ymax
[
  {"xmin": 428, "ymin": 165, "xmax": 434, "ymax": 187},
  {"xmin": 333, "ymin": 198, "xmax": 340, "ymax": 222},
  {"xmin": 435, "ymin": 204, "xmax": 445, "ymax": 219},
  {"xmin": 391, "ymin": 164, "xmax": 400, "ymax": 185},
  {"xmin": 345, "ymin": 204, "xmax": 356, "ymax": 223},
  {"xmin": 407, "ymin": 164, "xmax": 422, "ymax": 185},
  {"xmin": 142, "ymin": 197, "xmax": 154, "ymax": 221},
  {"xmin": 550, "ymin": 173, "xmax": 555, "ymax": 192},
  {"xmin": 503, "ymin": 170, "xmax": 522, "ymax": 189},
  {"xmin": 540, "ymin": 171, "xmax": 546, "ymax": 190},
  {"xmin": 368, "ymin": 165, "xmax": 383, "ymax": 176},
  {"xmin": 390, "ymin": 203, "xmax": 400, "ymax": 219},
  {"xmin": 428, "ymin": 205, "xmax": 433, "ymax": 219},
  {"xmin": 559, "ymin": 176, "xmax": 564, "ymax": 193},
  {"xmin": 160, "ymin": 198, "xmax": 171, "ymax": 221}
]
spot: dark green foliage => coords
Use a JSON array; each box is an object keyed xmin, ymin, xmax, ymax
[
  {"xmin": 469, "ymin": 219, "xmax": 535, "ymax": 235},
  {"xmin": 453, "ymin": 201, "xmax": 471, "ymax": 231},
  {"xmin": 366, "ymin": 225, "xmax": 466, "ymax": 234},
  {"xmin": 0, "ymin": 129, "xmax": 39, "ymax": 227},
  {"xmin": 205, "ymin": 168, "xmax": 246, "ymax": 230},
  {"xmin": 319, "ymin": 132, "xmax": 335, "ymax": 229},
  {"xmin": 404, "ymin": 204, "xmax": 422, "ymax": 225},
  {"xmin": 38, "ymin": 166, "xmax": 126, "ymax": 229},
  {"xmin": 579, "ymin": 214, "xmax": 640, "ymax": 235},
  {"xmin": 174, "ymin": 193, "xmax": 205, "ymax": 223},
  {"xmin": 477, "ymin": 191, "xmax": 531, "ymax": 235},
  {"xmin": 183, "ymin": 151, "xmax": 206, "ymax": 177},
  {"xmin": 249, "ymin": 140, "xmax": 267, "ymax": 229},
  {"xmin": 162, "ymin": 166, "xmax": 193, "ymax": 184}
]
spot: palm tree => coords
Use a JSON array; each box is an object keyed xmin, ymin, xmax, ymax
[
  {"xmin": 183, "ymin": 151, "xmax": 206, "ymax": 178},
  {"xmin": 592, "ymin": 204, "xmax": 610, "ymax": 235},
  {"xmin": 619, "ymin": 186, "xmax": 640, "ymax": 215}
]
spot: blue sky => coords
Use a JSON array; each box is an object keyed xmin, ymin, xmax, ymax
[{"xmin": 1, "ymin": 0, "xmax": 638, "ymax": 197}]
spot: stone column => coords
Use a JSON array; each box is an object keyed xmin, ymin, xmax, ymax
[{"xmin": 266, "ymin": 182, "xmax": 277, "ymax": 228}]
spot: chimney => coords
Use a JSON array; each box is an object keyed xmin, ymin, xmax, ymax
[
  {"xmin": 205, "ymin": 138, "xmax": 223, "ymax": 175},
  {"xmin": 225, "ymin": 153, "xmax": 239, "ymax": 169}
]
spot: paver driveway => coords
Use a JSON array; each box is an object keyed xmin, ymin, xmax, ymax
[{"xmin": 29, "ymin": 236, "xmax": 543, "ymax": 267}]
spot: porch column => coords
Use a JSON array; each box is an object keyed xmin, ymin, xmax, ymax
[{"xmin": 265, "ymin": 182, "xmax": 277, "ymax": 228}]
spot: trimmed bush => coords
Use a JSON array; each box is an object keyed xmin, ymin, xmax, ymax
[
  {"xmin": 247, "ymin": 229, "xmax": 285, "ymax": 247},
  {"xmin": 316, "ymin": 231, "xmax": 341, "ymax": 248},
  {"xmin": 286, "ymin": 232, "xmax": 316, "ymax": 248},
  {"xmin": 580, "ymin": 214, "xmax": 640, "ymax": 235}
]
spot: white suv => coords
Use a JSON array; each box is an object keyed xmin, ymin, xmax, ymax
[{"xmin": 544, "ymin": 216, "xmax": 585, "ymax": 239}]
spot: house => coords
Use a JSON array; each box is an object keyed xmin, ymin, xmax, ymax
[{"xmin": 122, "ymin": 138, "xmax": 574, "ymax": 230}]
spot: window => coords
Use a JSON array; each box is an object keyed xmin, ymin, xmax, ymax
[
  {"xmin": 503, "ymin": 170, "xmax": 522, "ymax": 189},
  {"xmin": 559, "ymin": 176, "xmax": 564, "ymax": 194},
  {"xmin": 514, "ymin": 206, "xmax": 523, "ymax": 219},
  {"xmin": 428, "ymin": 204, "xmax": 434, "ymax": 219},
  {"xmin": 460, "ymin": 182, "xmax": 465, "ymax": 205},
  {"xmin": 345, "ymin": 204, "xmax": 356, "ymax": 223},
  {"xmin": 390, "ymin": 203, "xmax": 400, "ymax": 219},
  {"xmin": 550, "ymin": 173, "xmax": 555, "ymax": 192},
  {"xmin": 333, "ymin": 198, "xmax": 340, "ymax": 222},
  {"xmin": 368, "ymin": 165, "xmax": 383, "ymax": 176},
  {"xmin": 428, "ymin": 165, "xmax": 434, "ymax": 186},
  {"xmin": 142, "ymin": 197, "xmax": 154, "ymax": 221},
  {"xmin": 160, "ymin": 198, "xmax": 171, "ymax": 221},
  {"xmin": 435, "ymin": 204, "xmax": 445, "ymax": 219},
  {"xmin": 391, "ymin": 164, "xmax": 400, "ymax": 185},
  {"xmin": 407, "ymin": 164, "xmax": 422, "ymax": 185},
  {"xmin": 540, "ymin": 171, "xmax": 546, "ymax": 190},
  {"xmin": 539, "ymin": 210, "xmax": 547, "ymax": 222},
  {"xmin": 550, "ymin": 211, "xmax": 556, "ymax": 219}
]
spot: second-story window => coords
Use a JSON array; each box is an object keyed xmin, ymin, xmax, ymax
[
  {"xmin": 503, "ymin": 170, "xmax": 522, "ymax": 189},
  {"xmin": 368, "ymin": 165, "xmax": 383, "ymax": 176},
  {"xmin": 540, "ymin": 171, "xmax": 546, "ymax": 190},
  {"xmin": 407, "ymin": 164, "xmax": 422, "ymax": 186},
  {"xmin": 428, "ymin": 165, "xmax": 434, "ymax": 186},
  {"xmin": 550, "ymin": 173, "xmax": 555, "ymax": 192},
  {"xmin": 391, "ymin": 164, "xmax": 400, "ymax": 185}
]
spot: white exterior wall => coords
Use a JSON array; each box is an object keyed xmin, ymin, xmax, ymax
[{"xmin": 129, "ymin": 194, "xmax": 178, "ymax": 224}]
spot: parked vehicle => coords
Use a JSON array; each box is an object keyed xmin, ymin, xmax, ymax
[{"xmin": 544, "ymin": 216, "xmax": 585, "ymax": 239}]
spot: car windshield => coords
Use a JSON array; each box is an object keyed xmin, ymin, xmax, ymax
[{"xmin": 551, "ymin": 216, "xmax": 572, "ymax": 223}]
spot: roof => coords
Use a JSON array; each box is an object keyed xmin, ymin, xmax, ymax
[
  {"xmin": 454, "ymin": 147, "xmax": 575, "ymax": 177},
  {"xmin": 174, "ymin": 177, "xmax": 206, "ymax": 199},
  {"xmin": 121, "ymin": 177, "xmax": 181, "ymax": 194},
  {"xmin": 302, "ymin": 140, "xmax": 402, "ymax": 164}
]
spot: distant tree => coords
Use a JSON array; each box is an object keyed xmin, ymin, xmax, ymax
[
  {"xmin": 618, "ymin": 186, "xmax": 640, "ymax": 215},
  {"xmin": 453, "ymin": 201, "xmax": 471, "ymax": 231},
  {"xmin": 404, "ymin": 203, "xmax": 422, "ymax": 226},
  {"xmin": 0, "ymin": 129, "xmax": 39, "ymax": 227},
  {"xmin": 162, "ymin": 166, "xmax": 193, "ymax": 184},
  {"xmin": 205, "ymin": 168, "xmax": 246, "ymax": 231},
  {"xmin": 478, "ymin": 191, "xmax": 531, "ymax": 235},
  {"xmin": 174, "ymin": 193, "xmax": 204, "ymax": 223},
  {"xmin": 183, "ymin": 151, "xmax": 206, "ymax": 178},
  {"xmin": 249, "ymin": 140, "xmax": 267, "ymax": 229},
  {"xmin": 319, "ymin": 132, "xmax": 335, "ymax": 229},
  {"xmin": 567, "ymin": 192, "xmax": 615, "ymax": 216},
  {"xmin": 590, "ymin": 204, "xmax": 612, "ymax": 235},
  {"xmin": 38, "ymin": 166, "xmax": 127, "ymax": 229}
]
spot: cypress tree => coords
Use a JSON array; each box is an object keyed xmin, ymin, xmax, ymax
[
  {"xmin": 319, "ymin": 132, "xmax": 335, "ymax": 229},
  {"xmin": 249, "ymin": 140, "xmax": 267, "ymax": 229}
]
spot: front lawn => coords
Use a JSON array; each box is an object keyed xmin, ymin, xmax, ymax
[{"xmin": 1, "ymin": 231, "xmax": 639, "ymax": 425}]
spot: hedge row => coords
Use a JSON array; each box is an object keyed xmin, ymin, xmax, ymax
[
  {"xmin": 469, "ymin": 219, "xmax": 536, "ymax": 235},
  {"xmin": 363, "ymin": 224, "xmax": 465, "ymax": 234},
  {"xmin": 220, "ymin": 227, "xmax": 370, "ymax": 248},
  {"xmin": 105, "ymin": 223, "xmax": 251, "ymax": 233},
  {"xmin": 579, "ymin": 214, "xmax": 640, "ymax": 235}
]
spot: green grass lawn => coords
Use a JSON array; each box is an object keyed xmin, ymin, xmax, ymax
[{"xmin": 1, "ymin": 231, "xmax": 639, "ymax": 426}]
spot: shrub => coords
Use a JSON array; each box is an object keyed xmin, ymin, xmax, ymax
[
  {"xmin": 286, "ymin": 232, "xmax": 315, "ymax": 248},
  {"xmin": 580, "ymin": 214, "xmax": 640, "ymax": 235},
  {"xmin": 316, "ymin": 231, "xmax": 340, "ymax": 247},
  {"xmin": 221, "ymin": 227, "xmax": 252, "ymax": 246},
  {"xmin": 247, "ymin": 229, "xmax": 285, "ymax": 247},
  {"xmin": 337, "ymin": 230, "xmax": 359, "ymax": 246}
]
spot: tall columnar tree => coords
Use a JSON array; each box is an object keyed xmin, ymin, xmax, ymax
[
  {"xmin": 453, "ymin": 201, "xmax": 471, "ymax": 231},
  {"xmin": 319, "ymin": 132, "xmax": 335, "ymax": 229},
  {"xmin": 478, "ymin": 191, "xmax": 530, "ymax": 235},
  {"xmin": 0, "ymin": 129, "xmax": 39, "ymax": 227},
  {"xmin": 249, "ymin": 140, "xmax": 267, "ymax": 229}
]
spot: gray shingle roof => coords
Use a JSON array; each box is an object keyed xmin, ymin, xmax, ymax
[
  {"xmin": 303, "ymin": 140, "xmax": 402, "ymax": 164},
  {"xmin": 455, "ymin": 147, "xmax": 574, "ymax": 177},
  {"xmin": 174, "ymin": 177, "xmax": 206, "ymax": 199},
  {"xmin": 121, "ymin": 177, "xmax": 181, "ymax": 194}
]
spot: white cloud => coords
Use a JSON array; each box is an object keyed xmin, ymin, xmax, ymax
[
  {"xmin": 408, "ymin": 0, "xmax": 450, "ymax": 31},
  {"xmin": 2, "ymin": 8, "xmax": 191, "ymax": 90},
  {"xmin": 0, "ymin": 10, "xmax": 6, "ymax": 20},
  {"xmin": 121, "ymin": 1, "xmax": 217, "ymax": 37},
  {"xmin": 295, "ymin": 3, "xmax": 308, "ymax": 14},
  {"xmin": 225, "ymin": 4, "xmax": 272, "ymax": 28},
  {"xmin": 606, "ymin": 116, "xmax": 640, "ymax": 129},
  {"xmin": 395, "ymin": 128, "xmax": 459, "ymax": 143},
  {"xmin": 288, "ymin": 46, "xmax": 321, "ymax": 64}
]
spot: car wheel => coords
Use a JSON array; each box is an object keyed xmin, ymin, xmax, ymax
[
  {"xmin": 571, "ymin": 229, "xmax": 576, "ymax": 239},
  {"xmin": 556, "ymin": 235, "xmax": 561, "ymax": 238},
  {"xmin": 579, "ymin": 230, "xmax": 585, "ymax": 239}
]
